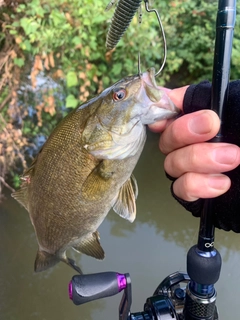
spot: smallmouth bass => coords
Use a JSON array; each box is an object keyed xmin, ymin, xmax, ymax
[{"xmin": 12, "ymin": 68, "xmax": 179, "ymax": 273}]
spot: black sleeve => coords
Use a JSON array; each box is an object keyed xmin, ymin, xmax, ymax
[{"xmin": 170, "ymin": 80, "xmax": 240, "ymax": 232}]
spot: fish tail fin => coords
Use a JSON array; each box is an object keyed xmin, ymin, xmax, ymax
[
  {"xmin": 34, "ymin": 250, "xmax": 59, "ymax": 272},
  {"xmin": 60, "ymin": 255, "xmax": 83, "ymax": 274}
]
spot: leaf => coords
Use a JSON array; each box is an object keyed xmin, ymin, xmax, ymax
[
  {"xmin": 66, "ymin": 94, "xmax": 78, "ymax": 109},
  {"xmin": 102, "ymin": 76, "xmax": 110, "ymax": 86},
  {"xmin": 20, "ymin": 40, "xmax": 32, "ymax": 52},
  {"xmin": 66, "ymin": 71, "xmax": 78, "ymax": 87},
  {"xmin": 49, "ymin": 52, "xmax": 55, "ymax": 68},
  {"xmin": 9, "ymin": 30, "xmax": 17, "ymax": 35},
  {"xmin": 50, "ymin": 10, "xmax": 65, "ymax": 26},
  {"xmin": 13, "ymin": 174, "xmax": 21, "ymax": 188},
  {"xmin": 16, "ymin": 4, "xmax": 26, "ymax": 11},
  {"xmin": 13, "ymin": 58, "xmax": 25, "ymax": 67},
  {"xmin": 72, "ymin": 36, "xmax": 82, "ymax": 46},
  {"xmin": 20, "ymin": 18, "xmax": 39, "ymax": 35},
  {"xmin": 20, "ymin": 17, "xmax": 30, "ymax": 33},
  {"xmin": 111, "ymin": 63, "xmax": 122, "ymax": 76},
  {"xmin": 92, "ymin": 15, "xmax": 106, "ymax": 24}
]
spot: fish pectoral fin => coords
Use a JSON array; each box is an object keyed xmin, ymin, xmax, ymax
[
  {"xmin": 34, "ymin": 250, "xmax": 59, "ymax": 272},
  {"xmin": 112, "ymin": 174, "xmax": 138, "ymax": 223},
  {"xmin": 81, "ymin": 160, "xmax": 114, "ymax": 201},
  {"xmin": 73, "ymin": 231, "xmax": 105, "ymax": 260}
]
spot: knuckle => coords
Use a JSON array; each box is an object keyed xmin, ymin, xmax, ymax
[
  {"xmin": 159, "ymin": 135, "xmax": 169, "ymax": 154},
  {"xmin": 187, "ymin": 144, "xmax": 199, "ymax": 168},
  {"xmin": 182, "ymin": 173, "xmax": 196, "ymax": 197},
  {"xmin": 164, "ymin": 155, "xmax": 174, "ymax": 177},
  {"xmin": 180, "ymin": 172, "xmax": 202, "ymax": 201},
  {"xmin": 171, "ymin": 123, "xmax": 181, "ymax": 145},
  {"xmin": 159, "ymin": 122, "xmax": 181, "ymax": 155}
]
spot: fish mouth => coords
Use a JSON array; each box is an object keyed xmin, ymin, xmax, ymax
[
  {"xmin": 140, "ymin": 68, "xmax": 181, "ymax": 122},
  {"xmin": 142, "ymin": 67, "xmax": 159, "ymax": 89}
]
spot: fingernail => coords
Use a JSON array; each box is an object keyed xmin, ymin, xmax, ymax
[
  {"xmin": 208, "ymin": 174, "xmax": 230, "ymax": 190},
  {"xmin": 189, "ymin": 111, "xmax": 213, "ymax": 134},
  {"xmin": 212, "ymin": 146, "xmax": 238, "ymax": 164}
]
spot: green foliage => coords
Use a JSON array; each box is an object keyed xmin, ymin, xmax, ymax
[
  {"xmin": 66, "ymin": 94, "xmax": 78, "ymax": 108},
  {"xmin": 66, "ymin": 71, "xmax": 78, "ymax": 88},
  {"xmin": 3, "ymin": 0, "xmax": 240, "ymax": 90},
  {"xmin": 13, "ymin": 57, "xmax": 25, "ymax": 67},
  {"xmin": 12, "ymin": 174, "xmax": 21, "ymax": 189},
  {"xmin": 1, "ymin": 0, "xmax": 240, "ymax": 193},
  {"xmin": 161, "ymin": 0, "xmax": 240, "ymax": 84}
]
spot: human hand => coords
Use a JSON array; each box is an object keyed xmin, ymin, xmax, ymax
[{"xmin": 149, "ymin": 87, "xmax": 240, "ymax": 202}]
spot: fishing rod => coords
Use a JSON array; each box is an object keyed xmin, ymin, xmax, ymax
[
  {"xmin": 184, "ymin": 1, "xmax": 236, "ymax": 319},
  {"xmin": 68, "ymin": 1, "xmax": 236, "ymax": 319}
]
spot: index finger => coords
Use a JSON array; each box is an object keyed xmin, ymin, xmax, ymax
[
  {"xmin": 159, "ymin": 110, "xmax": 221, "ymax": 154},
  {"xmin": 148, "ymin": 86, "xmax": 189, "ymax": 132}
]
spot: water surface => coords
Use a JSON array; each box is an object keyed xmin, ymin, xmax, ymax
[{"xmin": 0, "ymin": 132, "xmax": 239, "ymax": 319}]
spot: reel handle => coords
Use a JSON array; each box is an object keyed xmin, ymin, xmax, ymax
[{"xmin": 69, "ymin": 272, "xmax": 127, "ymax": 305}]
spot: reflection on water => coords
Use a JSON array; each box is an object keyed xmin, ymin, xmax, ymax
[{"xmin": 0, "ymin": 132, "xmax": 239, "ymax": 319}]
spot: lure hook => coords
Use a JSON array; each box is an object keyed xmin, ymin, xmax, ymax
[
  {"xmin": 138, "ymin": 52, "xmax": 142, "ymax": 77},
  {"xmin": 143, "ymin": 0, "xmax": 167, "ymax": 77}
]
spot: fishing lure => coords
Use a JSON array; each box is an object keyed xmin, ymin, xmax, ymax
[
  {"xmin": 106, "ymin": 0, "xmax": 142, "ymax": 50},
  {"xmin": 106, "ymin": 0, "xmax": 167, "ymax": 77}
]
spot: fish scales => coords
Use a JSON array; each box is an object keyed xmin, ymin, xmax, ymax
[{"xmin": 12, "ymin": 68, "xmax": 179, "ymax": 273}]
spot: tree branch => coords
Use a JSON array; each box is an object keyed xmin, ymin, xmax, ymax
[
  {"xmin": 0, "ymin": 92, "xmax": 11, "ymax": 111},
  {"xmin": 0, "ymin": 176, "xmax": 15, "ymax": 193}
]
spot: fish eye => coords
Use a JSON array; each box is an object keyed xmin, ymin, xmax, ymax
[{"xmin": 113, "ymin": 89, "xmax": 126, "ymax": 101}]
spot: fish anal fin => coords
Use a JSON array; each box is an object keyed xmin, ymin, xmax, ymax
[
  {"xmin": 73, "ymin": 231, "xmax": 105, "ymax": 260},
  {"xmin": 34, "ymin": 250, "xmax": 59, "ymax": 272},
  {"xmin": 112, "ymin": 174, "xmax": 138, "ymax": 223}
]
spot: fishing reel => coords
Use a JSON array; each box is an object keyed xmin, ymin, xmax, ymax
[{"xmin": 68, "ymin": 270, "xmax": 218, "ymax": 319}]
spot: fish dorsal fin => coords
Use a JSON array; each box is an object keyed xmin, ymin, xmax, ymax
[
  {"xmin": 11, "ymin": 183, "xmax": 29, "ymax": 211},
  {"xmin": 112, "ymin": 174, "xmax": 138, "ymax": 223},
  {"xmin": 130, "ymin": 174, "xmax": 138, "ymax": 199},
  {"xmin": 73, "ymin": 231, "xmax": 105, "ymax": 260},
  {"xmin": 12, "ymin": 149, "xmax": 40, "ymax": 210}
]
